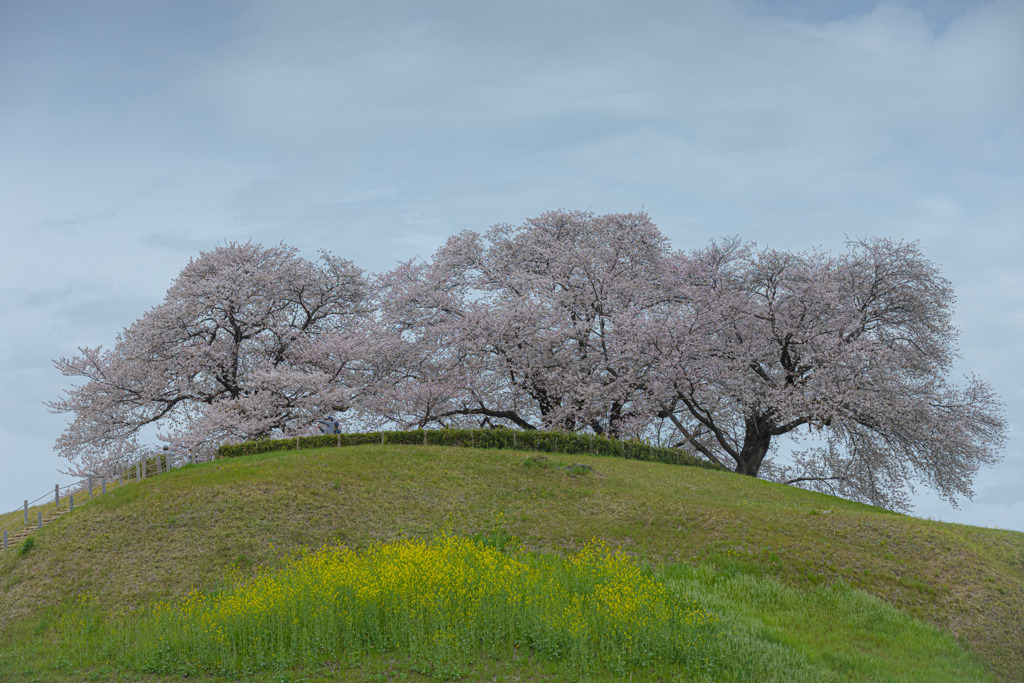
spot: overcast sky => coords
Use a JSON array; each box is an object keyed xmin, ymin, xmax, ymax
[{"xmin": 1, "ymin": 0, "xmax": 1021, "ymax": 531}]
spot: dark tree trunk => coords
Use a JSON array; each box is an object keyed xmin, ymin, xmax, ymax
[
  {"xmin": 735, "ymin": 414, "xmax": 773, "ymax": 476},
  {"xmin": 607, "ymin": 401, "xmax": 623, "ymax": 439}
]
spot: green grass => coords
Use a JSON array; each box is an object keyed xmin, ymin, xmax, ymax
[
  {"xmin": 1, "ymin": 443, "xmax": 1021, "ymax": 681},
  {"xmin": 661, "ymin": 564, "xmax": 992, "ymax": 681}
]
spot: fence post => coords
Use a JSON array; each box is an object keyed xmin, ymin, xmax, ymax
[
  {"xmin": 3, "ymin": 530, "xmax": 6, "ymax": 550},
  {"xmin": 338, "ymin": 432, "xmax": 342, "ymax": 448},
  {"xmin": 380, "ymin": 431, "xmax": 384, "ymax": 446},
  {"xmin": 37, "ymin": 511, "xmax": 42, "ymax": 529},
  {"xmin": 136, "ymin": 462, "xmax": 141, "ymax": 481},
  {"xmin": 119, "ymin": 467, "xmax": 123, "ymax": 486},
  {"xmin": 70, "ymin": 494, "xmax": 74, "ymax": 513},
  {"xmin": 89, "ymin": 476, "xmax": 93, "ymax": 498},
  {"xmin": 24, "ymin": 500, "xmax": 28, "ymax": 525},
  {"xmin": 55, "ymin": 484, "xmax": 59, "ymax": 508},
  {"xmin": 102, "ymin": 479, "xmax": 106, "ymax": 495}
]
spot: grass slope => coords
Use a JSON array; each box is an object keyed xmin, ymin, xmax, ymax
[{"xmin": 1, "ymin": 444, "xmax": 1021, "ymax": 681}]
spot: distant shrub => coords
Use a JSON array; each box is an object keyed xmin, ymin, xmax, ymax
[
  {"xmin": 20, "ymin": 536, "xmax": 35, "ymax": 556},
  {"xmin": 216, "ymin": 427, "xmax": 722, "ymax": 471}
]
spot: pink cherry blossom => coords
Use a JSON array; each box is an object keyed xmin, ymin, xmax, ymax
[
  {"xmin": 49, "ymin": 219, "xmax": 1007, "ymax": 512},
  {"xmin": 49, "ymin": 241, "xmax": 370, "ymax": 476},
  {"xmin": 653, "ymin": 236, "xmax": 1006, "ymax": 510},
  {"xmin": 368, "ymin": 210, "xmax": 673, "ymax": 437}
]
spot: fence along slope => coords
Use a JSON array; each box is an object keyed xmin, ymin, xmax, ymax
[{"xmin": 0, "ymin": 448, "xmax": 211, "ymax": 552}]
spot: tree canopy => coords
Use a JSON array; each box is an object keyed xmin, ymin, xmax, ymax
[
  {"xmin": 49, "ymin": 242, "xmax": 369, "ymax": 474},
  {"xmin": 652, "ymin": 237, "xmax": 1006, "ymax": 510},
  {"xmin": 50, "ymin": 214, "xmax": 1006, "ymax": 511},
  {"xmin": 368, "ymin": 210, "xmax": 671, "ymax": 437}
]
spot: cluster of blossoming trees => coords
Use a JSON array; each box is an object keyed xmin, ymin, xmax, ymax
[{"xmin": 50, "ymin": 211, "xmax": 1006, "ymax": 511}]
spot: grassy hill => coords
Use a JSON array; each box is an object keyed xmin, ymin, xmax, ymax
[{"xmin": 1, "ymin": 442, "xmax": 1021, "ymax": 681}]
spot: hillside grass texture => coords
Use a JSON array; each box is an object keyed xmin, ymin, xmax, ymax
[{"xmin": 0, "ymin": 443, "xmax": 1021, "ymax": 681}]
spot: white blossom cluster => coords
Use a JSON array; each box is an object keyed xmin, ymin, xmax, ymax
[{"xmin": 49, "ymin": 211, "xmax": 1006, "ymax": 511}]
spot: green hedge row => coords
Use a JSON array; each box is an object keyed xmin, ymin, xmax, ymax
[{"xmin": 216, "ymin": 427, "xmax": 723, "ymax": 471}]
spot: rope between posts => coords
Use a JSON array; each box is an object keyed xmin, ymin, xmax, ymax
[{"xmin": 0, "ymin": 448, "xmax": 215, "ymax": 552}]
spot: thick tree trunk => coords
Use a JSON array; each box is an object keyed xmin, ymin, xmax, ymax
[
  {"xmin": 607, "ymin": 401, "xmax": 624, "ymax": 439},
  {"xmin": 735, "ymin": 415, "xmax": 772, "ymax": 476}
]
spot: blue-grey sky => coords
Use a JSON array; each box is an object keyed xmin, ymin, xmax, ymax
[{"xmin": 1, "ymin": 0, "xmax": 1021, "ymax": 530}]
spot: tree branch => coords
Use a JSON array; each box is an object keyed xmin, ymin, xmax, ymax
[{"xmin": 663, "ymin": 408, "xmax": 730, "ymax": 469}]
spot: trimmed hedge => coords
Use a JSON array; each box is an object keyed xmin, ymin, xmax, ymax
[{"xmin": 216, "ymin": 427, "xmax": 723, "ymax": 471}]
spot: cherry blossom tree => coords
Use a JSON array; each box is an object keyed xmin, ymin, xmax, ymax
[
  {"xmin": 369, "ymin": 210, "xmax": 673, "ymax": 437},
  {"xmin": 49, "ymin": 215, "xmax": 1006, "ymax": 512},
  {"xmin": 654, "ymin": 236, "xmax": 1007, "ymax": 510},
  {"xmin": 49, "ymin": 242, "xmax": 370, "ymax": 476}
]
